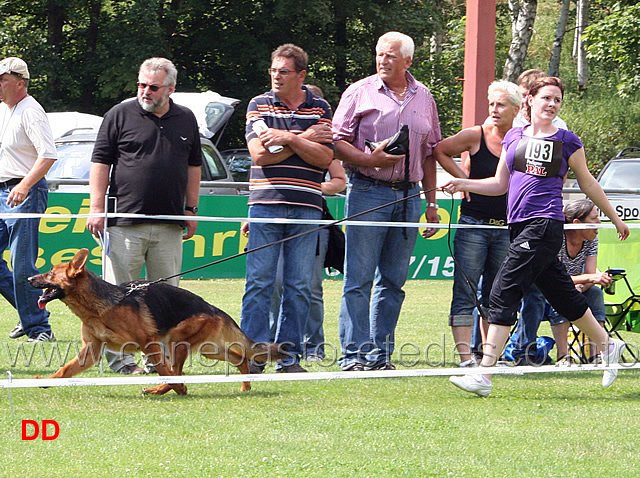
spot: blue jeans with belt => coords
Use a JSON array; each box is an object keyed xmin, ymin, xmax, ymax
[
  {"xmin": 449, "ymin": 214, "xmax": 510, "ymax": 324},
  {"xmin": 338, "ymin": 177, "xmax": 421, "ymax": 369},
  {"xmin": 0, "ymin": 178, "xmax": 52, "ymax": 338}
]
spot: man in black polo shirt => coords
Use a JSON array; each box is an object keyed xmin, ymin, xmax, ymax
[
  {"xmin": 241, "ymin": 44, "xmax": 334, "ymax": 373},
  {"xmin": 87, "ymin": 57, "xmax": 201, "ymax": 374}
]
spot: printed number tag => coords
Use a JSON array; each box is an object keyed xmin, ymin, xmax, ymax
[{"xmin": 524, "ymin": 139, "xmax": 554, "ymax": 163}]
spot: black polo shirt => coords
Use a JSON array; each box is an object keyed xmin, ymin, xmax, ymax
[{"xmin": 92, "ymin": 98, "xmax": 201, "ymax": 225}]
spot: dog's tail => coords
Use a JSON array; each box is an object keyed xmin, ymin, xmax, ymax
[{"xmin": 250, "ymin": 342, "xmax": 290, "ymax": 364}]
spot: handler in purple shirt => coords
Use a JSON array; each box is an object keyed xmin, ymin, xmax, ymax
[{"xmin": 332, "ymin": 31, "xmax": 443, "ymax": 371}]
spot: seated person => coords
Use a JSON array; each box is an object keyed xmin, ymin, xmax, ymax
[{"xmin": 508, "ymin": 199, "xmax": 613, "ymax": 364}]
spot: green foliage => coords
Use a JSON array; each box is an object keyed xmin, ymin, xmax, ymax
[
  {"xmin": 584, "ymin": 3, "xmax": 640, "ymax": 97},
  {"xmin": 562, "ymin": 86, "xmax": 640, "ymax": 176},
  {"xmin": 412, "ymin": 16, "xmax": 466, "ymax": 139}
]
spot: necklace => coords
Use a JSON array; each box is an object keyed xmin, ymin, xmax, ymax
[{"xmin": 394, "ymin": 84, "xmax": 408, "ymax": 100}]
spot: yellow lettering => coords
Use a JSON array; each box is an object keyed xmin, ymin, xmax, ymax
[
  {"xmin": 39, "ymin": 206, "xmax": 71, "ymax": 234},
  {"xmin": 51, "ymin": 249, "xmax": 83, "ymax": 265},
  {"xmin": 184, "ymin": 234, "xmax": 206, "ymax": 258},
  {"xmin": 213, "ymin": 230, "xmax": 238, "ymax": 257},
  {"xmin": 35, "ymin": 247, "xmax": 46, "ymax": 269},
  {"xmin": 2, "ymin": 250, "xmax": 10, "ymax": 271},
  {"xmin": 238, "ymin": 229, "xmax": 248, "ymax": 254},
  {"xmin": 72, "ymin": 198, "xmax": 91, "ymax": 233},
  {"xmin": 89, "ymin": 246, "xmax": 103, "ymax": 266}
]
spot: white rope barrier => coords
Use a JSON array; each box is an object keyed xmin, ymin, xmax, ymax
[
  {"xmin": 3, "ymin": 363, "xmax": 639, "ymax": 390},
  {"xmin": 1, "ymin": 211, "xmax": 638, "ymax": 229}
]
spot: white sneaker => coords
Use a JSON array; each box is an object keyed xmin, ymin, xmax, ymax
[
  {"xmin": 450, "ymin": 374, "xmax": 492, "ymax": 397},
  {"xmin": 602, "ymin": 339, "xmax": 626, "ymax": 388}
]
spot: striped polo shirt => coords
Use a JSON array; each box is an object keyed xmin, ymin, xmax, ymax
[{"xmin": 245, "ymin": 86, "xmax": 333, "ymax": 211}]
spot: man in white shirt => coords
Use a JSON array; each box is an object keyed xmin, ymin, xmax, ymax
[{"xmin": 0, "ymin": 57, "xmax": 57, "ymax": 342}]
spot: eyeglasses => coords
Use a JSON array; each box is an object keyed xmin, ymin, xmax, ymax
[
  {"xmin": 267, "ymin": 68, "xmax": 300, "ymax": 77},
  {"xmin": 137, "ymin": 82, "xmax": 167, "ymax": 92}
]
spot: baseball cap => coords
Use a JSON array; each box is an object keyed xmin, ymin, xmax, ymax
[{"xmin": 0, "ymin": 57, "xmax": 30, "ymax": 80}]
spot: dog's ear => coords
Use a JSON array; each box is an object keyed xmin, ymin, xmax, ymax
[{"xmin": 68, "ymin": 248, "xmax": 89, "ymax": 277}]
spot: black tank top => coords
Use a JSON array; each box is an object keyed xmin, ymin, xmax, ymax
[{"xmin": 460, "ymin": 126, "xmax": 508, "ymax": 220}]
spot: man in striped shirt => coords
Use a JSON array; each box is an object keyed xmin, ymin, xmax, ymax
[
  {"xmin": 333, "ymin": 32, "xmax": 442, "ymax": 371},
  {"xmin": 240, "ymin": 44, "xmax": 334, "ymax": 373}
]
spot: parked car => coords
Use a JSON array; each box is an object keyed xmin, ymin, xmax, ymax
[
  {"xmin": 220, "ymin": 148, "xmax": 252, "ymax": 183},
  {"xmin": 46, "ymin": 91, "xmax": 241, "ymax": 195},
  {"xmin": 596, "ymin": 147, "xmax": 640, "ymax": 221},
  {"xmin": 47, "ymin": 131, "xmax": 237, "ymax": 195}
]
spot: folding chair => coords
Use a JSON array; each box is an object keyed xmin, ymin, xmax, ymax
[
  {"xmin": 568, "ymin": 325, "xmax": 593, "ymax": 364},
  {"xmin": 603, "ymin": 270, "xmax": 640, "ymax": 362},
  {"xmin": 567, "ymin": 269, "xmax": 640, "ymax": 363}
]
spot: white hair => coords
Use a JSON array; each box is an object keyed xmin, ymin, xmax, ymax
[
  {"xmin": 376, "ymin": 32, "xmax": 414, "ymax": 59},
  {"xmin": 488, "ymin": 80, "xmax": 522, "ymax": 108}
]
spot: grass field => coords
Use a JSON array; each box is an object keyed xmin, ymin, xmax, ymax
[{"xmin": 2, "ymin": 279, "xmax": 640, "ymax": 477}]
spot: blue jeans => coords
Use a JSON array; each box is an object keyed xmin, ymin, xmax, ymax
[
  {"xmin": 241, "ymin": 203, "xmax": 321, "ymax": 366},
  {"xmin": 338, "ymin": 178, "xmax": 421, "ymax": 369},
  {"xmin": 450, "ymin": 215, "xmax": 510, "ymax": 324},
  {"xmin": 269, "ymin": 229, "xmax": 328, "ymax": 359},
  {"xmin": 0, "ymin": 178, "xmax": 51, "ymax": 337}
]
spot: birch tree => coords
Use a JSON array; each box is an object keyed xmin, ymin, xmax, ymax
[
  {"xmin": 502, "ymin": 0, "xmax": 538, "ymax": 82},
  {"xmin": 574, "ymin": 0, "xmax": 589, "ymax": 89},
  {"xmin": 548, "ymin": 0, "xmax": 571, "ymax": 77}
]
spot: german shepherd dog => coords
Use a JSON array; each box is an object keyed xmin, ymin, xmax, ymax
[{"xmin": 28, "ymin": 248, "xmax": 285, "ymax": 395}]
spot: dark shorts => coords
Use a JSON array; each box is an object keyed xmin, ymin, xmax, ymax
[{"xmin": 488, "ymin": 218, "xmax": 588, "ymax": 327}]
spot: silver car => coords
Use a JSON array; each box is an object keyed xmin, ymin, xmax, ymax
[{"xmin": 597, "ymin": 147, "xmax": 640, "ymax": 221}]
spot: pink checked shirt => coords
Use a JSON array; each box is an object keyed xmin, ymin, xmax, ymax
[{"xmin": 332, "ymin": 71, "xmax": 441, "ymax": 183}]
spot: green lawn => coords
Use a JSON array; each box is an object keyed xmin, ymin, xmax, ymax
[{"xmin": 2, "ymin": 279, "xmax": 639, "ymax": 477}]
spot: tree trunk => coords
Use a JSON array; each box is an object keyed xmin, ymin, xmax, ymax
[
  {"xmin": 576, "ymin": 0, "xmax": 589, "ymax": 90},
  {"xmin": 548, "ymin": 0, "xmax": 570, "ymax": 77},
  {"xmin": 80, "ymin": 0, "xmax": 102, "ymax": 112},
  {"xmin": 332, "ymin": 0, "xmax": 348, "ymax": 93},
  {"xmin": 502, "ymin": 0, "xmax": 538, "ymax": 82},
  {"xmin": 45, "ymin": 0, "xmax": 65, "ymax": 104}
]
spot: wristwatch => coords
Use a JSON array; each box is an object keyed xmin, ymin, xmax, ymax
[{"xmin": 184, "ymin": 206, "xmax": 198, "ymax": 214}]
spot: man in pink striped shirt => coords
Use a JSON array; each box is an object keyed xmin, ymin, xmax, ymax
[{"xmin": 332, "ymin": 31, "xmax": 442, "ymax": 371}]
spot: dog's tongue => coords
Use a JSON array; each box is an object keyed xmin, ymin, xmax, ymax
[{"xmin": 37, "ymin": 297, "xmax": 46, "ymax": 309}]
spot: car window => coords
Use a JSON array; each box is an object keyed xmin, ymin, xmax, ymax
[
  {"xmin": 599, "ymin": 161, "xmax": 640, "ymax": 189},
  {"xmin": 48, "ymin": 141, "xmax": 94, "ymax": 179},
  {"xmin": 201, "ymin": 143, "xmax": 229, "ymax": 181}
]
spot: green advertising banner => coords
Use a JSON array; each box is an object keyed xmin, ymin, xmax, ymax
[{"xmin": 32, "ymin": 193, "xmax": 462, "ymax": 280}]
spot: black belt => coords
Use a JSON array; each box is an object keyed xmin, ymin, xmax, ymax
[
  {"xmin": 0, "ymin": 178, "xmax": 22, "ymax": 189},
  {"xmin": 352, "ymin": 171, "xmax": 417, "ymax": 191}
]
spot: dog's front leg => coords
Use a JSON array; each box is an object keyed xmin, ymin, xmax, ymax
[
  {"xmin": 141, "ymin": 341, "xmax": 187, "ymax": 396},
  {"xmin": 39, "ymin": 341, "xmax": 101, "ymax": 379}
]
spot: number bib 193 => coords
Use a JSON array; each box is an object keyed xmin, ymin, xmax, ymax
[{"xmin": 513, "ymin": 136, "xmax": 563, "ymax": 177}]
